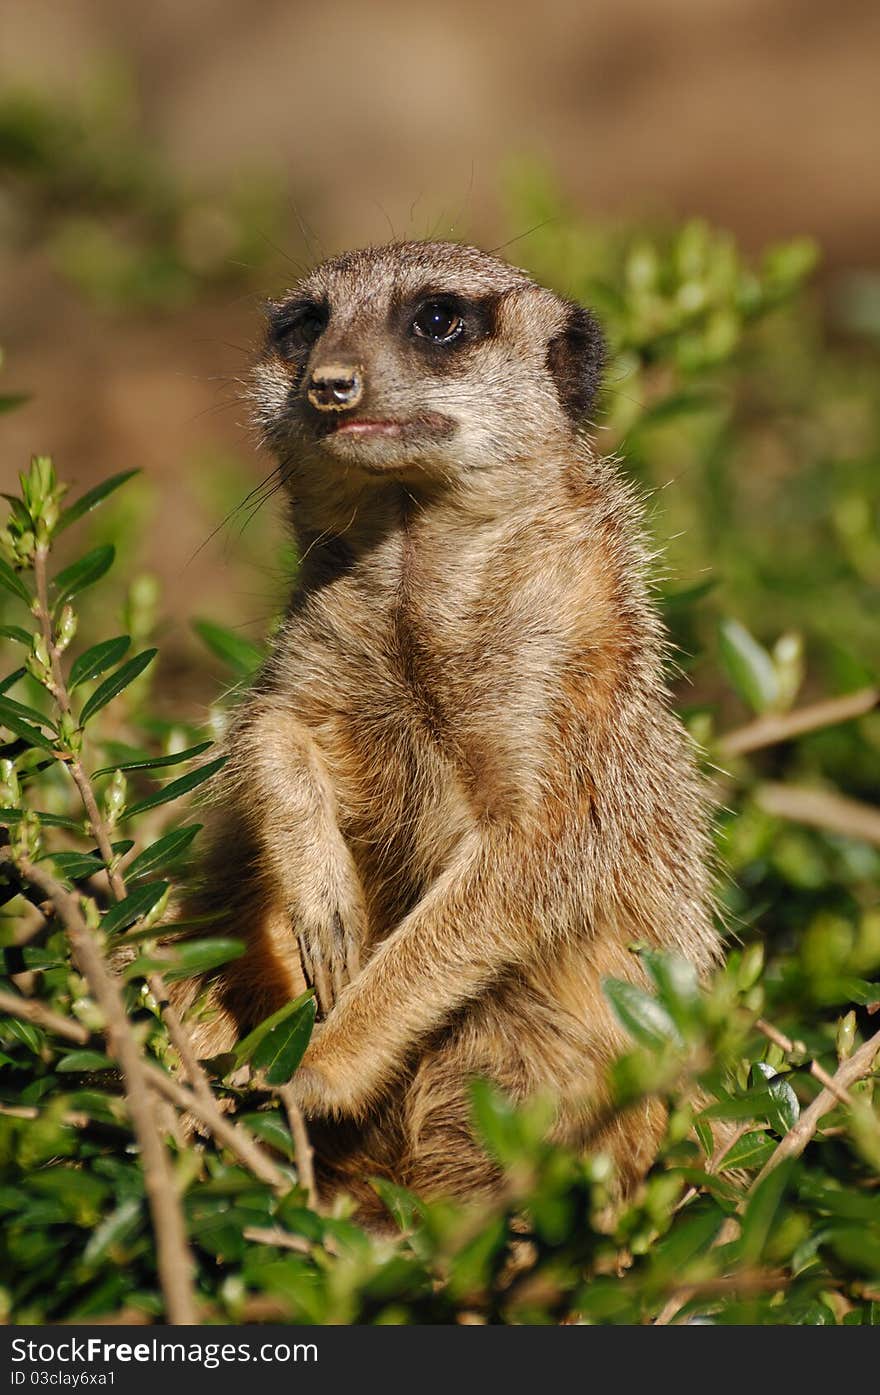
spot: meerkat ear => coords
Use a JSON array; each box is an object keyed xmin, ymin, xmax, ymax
[{"xmin": 546, "ymin": 301, "xmax": 605, "ymax": 424}]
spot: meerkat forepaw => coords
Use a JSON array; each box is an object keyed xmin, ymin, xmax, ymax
[
  {"xmin": 296, "ymin": 909, "xmax": 362, "ymax": 1017},
  {"xmin": 290, "ymin": 1062, "xmax": 333, "ymax": 1115},
  {"xmin": 292, "ymin": 1023, "xmax": 376, "ymax": 1119}
]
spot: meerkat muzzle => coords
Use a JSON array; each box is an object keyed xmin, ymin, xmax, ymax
[{"xmin": 307, "ymin": 363, "xmax": 365, "ymax": 412}]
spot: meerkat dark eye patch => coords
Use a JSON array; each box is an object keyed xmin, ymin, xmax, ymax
[
  {"xmin": 267, "ymin": 300, "xmax": 329, "ymax": 358},
  {"xmin": 546, "ymin": 302, "xmax": 605, "ymax": 423}
]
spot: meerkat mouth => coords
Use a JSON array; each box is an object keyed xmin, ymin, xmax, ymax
[
  {"xmin": 332, "ymin": 419, "xmax": 404, "ymax": 438},
  {"xmin": 325, "ymin": 412, "xmax": 456, "ymax": 442}
]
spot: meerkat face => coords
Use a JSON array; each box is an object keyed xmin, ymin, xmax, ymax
[{"xmin": 253, "ymin": 240, "xmax": 604, "ymax": 488}]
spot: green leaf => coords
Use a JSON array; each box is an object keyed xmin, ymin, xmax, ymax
[
  {"xmin": 69, "ymin": 636, "xmax": 131, "ymax": 691},
  {"xmin": 102, "ymin": 881, "xmax": 168, "ymax": 935},
  {"xmin": 233, "ymin": 991, "xmax": 315, "ymax": 1068},
  {"xmin": 79, "ymin": 648, "xmax": 157, "ymax": 725},
  {"xmin": 53, "ymin": 545, "xmax": 115, "ymax": 608},
  {"xmin": 602, "ymin": 976, "xmax": 684, "ymax": 1049},
  {"xmin": 0, "ymin": 690, "xmax": 52, "ymax": 724},
  {"xmin": 0, "ymin": 668, "xmax": 27, "ymax": 695},
  {"xmin": 749, "ymin": 1062, "xmax": 800, "ymax": 1134},
  {"xmin": 124, "ymin": 754, "xmax": 228, "ymax": 817},
  {"xmin": 718, "ymin": 1130, "xmax": 777, "ymax": 1172},
  {"xmin": 0, "ymin": 807, "xmax": 81, "ymax": 829},
  {"xmin": 718, "ymin": 618, "xmax": 779, "ymax": 714},
  {"xmin": 3, "ymin": 1018, "xmax": 43, "ymax": 1053},
  {"xmin": 193, "ymin": 619, "xmax": 263, "ymax": 678},
  {"xmin": 370, "ymin": 1177, "xmax": 426, "ymax": 1232},
  {"xmin": 150, "ymin": 937, "xmax": 245, "ymax": 982},
  {"xmin": 639, "ymin": 949, "xmax": 700, "ymax": 1032},
  {"xmin": 56, "ymin": 470, "xmax": 140, "ymax": 534},
  {"xmin": 469, "ymin": 1078, "xmax": 521, "ymax": 1167},
  {"xmin": 0, "ymin": 393, "xmax": 30, "ymax": 414},
  {"xmin": 236, "ymin": 1111, "xmax": 293, "ymax": 1159},
  {"xmin": 0, "ymin": 696, "xmax": 56, "ymax": 752},
  {"xmin": 82, "ymin": 1197, "xmax": 141, "ymax": 1267},
  {"xmin": 826, "ymin": 1225, "xmax": 880, "ymax": 1278},
  {"xmin": 50, "ymin": 851, "xmax": 105, "ymax": 881},
  {"xmin": 252, "ymin": 996, "xmax": 317, "ymax": 1084},
  {"xmin": 0, "ymin": 559, "xmax": 31, "ymax": 604},
  {"xmin": 1, "ymin": 945, "xmax": 66, "ymax": 972},
  {"xmin": 57, "ymin": 1051, "xmax": 114, "ymax": 1073},
  {"xmin": 0, "ymin": 625, "xmax": 31, "ymax": 646},
  {"xmin": 762, "ymin": 238, "xmax": 820, "ymax": 290},
  {"xmin": 694, "ymin": 1116, "xmax": 714, "ymax": 1159},
  {"xmin": 651, "ymin": 1203, "xmax": 725, "ymax": 1274},
  {"xmin": 125, "ymin": 825, "xmax": 202, "ymax": 881},
  {"xmin": 739, "ymin": 1158, "xmax": 796, "ymax": 1263},
  {"xmin": 92, "ymin": 741, "xmax": 212, "ymax": 778},
  {"xmin": 836, "ymin": 977, "xmax": 880, "ymax": 1007}
]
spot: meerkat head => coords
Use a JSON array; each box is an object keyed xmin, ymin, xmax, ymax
[{"xmin": 253, "ymin": 240, "xmax": 604, "ymax": 490}]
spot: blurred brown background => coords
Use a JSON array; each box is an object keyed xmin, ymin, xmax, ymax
[{"xmin": 1, "ymin": 0, "xmax": 878, "ymax": 657}]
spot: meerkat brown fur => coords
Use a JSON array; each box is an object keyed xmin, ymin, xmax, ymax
[{"xmin": 175, "ymin": 240, "xmax": 718, "ymax": 1213}]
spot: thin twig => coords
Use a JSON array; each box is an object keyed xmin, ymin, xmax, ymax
[
  {"xmin": 655, "ymin": 1024, "xmax": 880, "ymax": 1325},
  {"xmin": 755, "ymin": 1018, "xmax": 858, "ymax": 1108},
  {"xmin": 33, "ymin": 543, "xmax": 126, "ymax": 901},
  {"xmin": 6, "ymin": 853, "xmax": 198, "ymax": 1324},
  {"xmin": 147, "ymin": 970, "xmax": 224, "ymax": 1105},
  {"xmin": 718, "ymin": 688, "xmax": 878, "ymax": 759},
  {"xmin": 0, "ymin": 985, "xmax": 90, "ymax": 1043},
  {"xmin": 278, "ymin": 1081, "xmax": 319, "ymax": 1209},
  {"xmin": 0, "ymin": 967, "xmax": 289, "ymax": 1191},
  {"xmin": 755, "ymin": 783, "xmax": 880, "ymax": 848},
  {"xmin": 243, "ymin": 1226, "xmax": 312, "ymax": 1255},
  {"xmin": 748, "ymin": 1025, "xmax": 880, "ymax": 1190},
  {"xmin": 0, "ymin": 1103, "xmax": 90, "ymax": 1127},
  {"xmin": 754, "ymin": 1019, "xmax": 801, "ymax": 1055},
  {"xmin": 673, "ymin": 1119, "xmax": 754, "ymax": 1216},
  {"xmin": 144, "ymin": 1063, "xmax": 288, "ymax": 1191}
]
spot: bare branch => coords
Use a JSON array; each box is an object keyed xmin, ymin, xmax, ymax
[
  {"xmin": 718, "ymin": 688, "xmax": 878, "ymax": 759},
  {"xmin": 243, "ymin": 1226, "xmax": 311, "ymax": 1255},
  {"xmin": 0, "ymin": 1103, "xmax": 90, "ymax": 1127},
  {"xmin": 0, "ymin": 985, "xmax": 90, "ymax": 1044},
  {"xmin": 7, "ymin": 853, "xmax": 198, "ymax": 1324},
  {"xmin": 755, "ymin": 782, "xmax": 880, "ymax": 848},
  {"xmin": 755, "ymin": 1017, "xmax": 859, "ymax": 1107},
  {"xmin": 144, "ymin": 1063, "xmax": 288, "ymax": 1191},
  {"xmin": 144, "ymin": 967, "xmax": 272, "ymax": 1174},
  {"xmin": 656, "ymin": 1024, "xmax": 880, "ymax": 1324},
  {"xmin": 0, "ymin": 955, "xmax": 289, "ymax": 1192},
  {"xmin": 278, "ymin": 1081, "xmax": 319, "ymax": 1209},
  {"xmin": 749, "ymin": 1025, "xmax": 880, "ymax": 1190},
  {"xmin": 33, "ymin": 543, "xmax": 127, "ymax": 900}
]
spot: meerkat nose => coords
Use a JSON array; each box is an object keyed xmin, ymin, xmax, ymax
[{"xmin": 307, "ymin": 363, "xmax": 365, "ymax": 412}]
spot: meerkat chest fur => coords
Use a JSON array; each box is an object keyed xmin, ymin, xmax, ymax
[{"xmin": 268, "ymin": 493, "xmax": 564, "ymax": 912}]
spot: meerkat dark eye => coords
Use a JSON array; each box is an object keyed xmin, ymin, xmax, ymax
[
  {"xmin": 412, "ymin": 300, "xmax": 465, "ymax": 345},
  {"xmin": 270, "ymin": 302, "xmax": 327, "ymax": 357}
]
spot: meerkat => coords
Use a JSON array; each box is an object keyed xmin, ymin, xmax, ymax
[{"xmin": 174, "ymin": 239, "xmax": 718, "ymax": 1217}]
